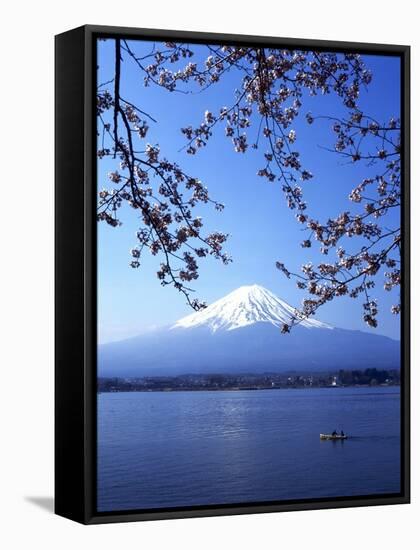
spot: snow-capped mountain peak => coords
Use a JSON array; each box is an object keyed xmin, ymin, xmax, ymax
[{"xmin": 172, "ymin": 284, "xmax": 332, "ymax": 332}]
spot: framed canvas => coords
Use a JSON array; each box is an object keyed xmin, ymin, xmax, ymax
[{"xmin": 55, "ymin": 25, "xmax": 410, "ymax": 524}]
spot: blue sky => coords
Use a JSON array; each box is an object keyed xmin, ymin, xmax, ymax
[{"xmin": 97, "ymin": 40, "xmax": 401, "ymax": 343}]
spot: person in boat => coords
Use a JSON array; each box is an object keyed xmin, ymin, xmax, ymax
[
  {"xmin": 341, "ymin": 430, "xmax": 345, "ymax": 437},
  {"xmin": 332, "ymin": 430, "xmax": 337, "ymax": 437}
]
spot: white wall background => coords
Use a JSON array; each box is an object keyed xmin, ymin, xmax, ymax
[{"xmin": 1, "ymin": 1, "xmax": 417, "ymax": 548}]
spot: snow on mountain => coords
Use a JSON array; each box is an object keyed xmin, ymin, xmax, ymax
[{"xmin": 172, "ymin": 284, "xmax": 332, "ymax": 332}]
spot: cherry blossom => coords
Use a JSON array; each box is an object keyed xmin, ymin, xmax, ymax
[{"xmin": 97, "ymin": 38, "xmax": 400, "ymax": 328}]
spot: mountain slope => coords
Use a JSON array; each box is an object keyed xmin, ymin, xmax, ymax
[{"xmin": 98, "ymin": 285, "xmax": 400, "ymax": 377}]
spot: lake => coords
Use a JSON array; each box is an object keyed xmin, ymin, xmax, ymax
[{"xmin": 97, "ymin": 386, "xmax": 400, "ymax": 512}]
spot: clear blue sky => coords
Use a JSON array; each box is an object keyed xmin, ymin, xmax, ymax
[{"xmin": 97, "ymin": 39, "xmax": 401, "ymax": 343}]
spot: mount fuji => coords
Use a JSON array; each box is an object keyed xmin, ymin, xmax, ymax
[{"xmin": 98, "ymin": 284, "xmax": 400, "ymax": 377}]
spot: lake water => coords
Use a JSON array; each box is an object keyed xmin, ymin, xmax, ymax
[{"xmin": 97, "ymin": 386, "xmax": 400, "ymax": 512}]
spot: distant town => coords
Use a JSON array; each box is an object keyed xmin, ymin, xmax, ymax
[{"xmin": 97, "ymin": 368, "xmax": 400, "ymax": 393}]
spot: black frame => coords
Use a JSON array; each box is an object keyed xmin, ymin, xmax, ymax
[{"xmin": 55, "ymin": 24, "xmax": 410, "ymax": 525}]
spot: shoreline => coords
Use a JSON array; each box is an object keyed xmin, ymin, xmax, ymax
[{"xmin": 98, "ymin": 384, "xmax": 400, "ymax": 395}]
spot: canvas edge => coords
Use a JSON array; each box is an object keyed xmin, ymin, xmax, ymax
[{"xmin": 55, "ymin": 26, "xmax": 88, "ymax": 524}]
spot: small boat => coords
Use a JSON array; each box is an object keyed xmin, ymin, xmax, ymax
[{"xmin": 320, "ymin": 433, "xmax": 348, "ymax": 440}]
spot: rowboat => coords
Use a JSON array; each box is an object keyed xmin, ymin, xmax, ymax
[{"xmin": 320, "ymin": 433, "xmax": 348, "ymax": 440}]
